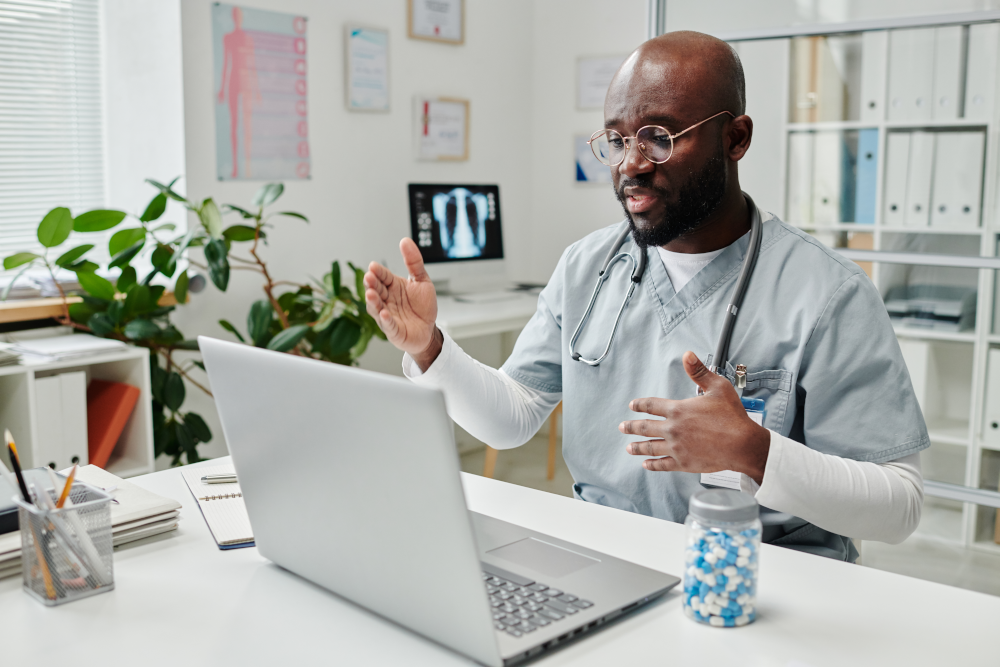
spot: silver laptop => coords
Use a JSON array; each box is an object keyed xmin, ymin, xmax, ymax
[{"xmin": 199, "ymin": 336, "xmax": 678, "ymax": 666}]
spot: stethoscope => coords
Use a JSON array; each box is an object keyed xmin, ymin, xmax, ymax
[{"xmin": 569, "ymin": 193, "xmax": 763, "ymax": 379}]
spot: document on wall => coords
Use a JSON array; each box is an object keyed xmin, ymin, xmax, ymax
[
  {"xmin": 414, "ymin": 97, "xmax": 468, "ymax": 161},
  {"xmin": 346, "ymin": 26, "xmax": 389, "ymax": 112},
  {"xmin": 577, "ymin": 56, "xmax": 628, "ymax": 110}
]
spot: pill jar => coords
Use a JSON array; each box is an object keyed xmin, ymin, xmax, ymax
[{"xmin": 682, "ymin": 488, "xmax": 761, "ymax": 627}]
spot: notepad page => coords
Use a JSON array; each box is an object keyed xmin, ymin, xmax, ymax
[{"xmin": 181, "ymin": 465, "xmax": 254, "ymax": 547}]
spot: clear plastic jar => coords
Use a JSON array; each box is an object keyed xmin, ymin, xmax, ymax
[{"xmin": 682, "ymin": 488, "xmax": 761, "ymax": 627}]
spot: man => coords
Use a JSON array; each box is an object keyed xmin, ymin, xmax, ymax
[{"xmin": 364, "ymin": 31, "xmax": 927, "ymax": 561}]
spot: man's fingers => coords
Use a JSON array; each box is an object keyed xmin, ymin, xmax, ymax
[
  {"xmin": 619, "ymin": 420, "xmax": 664, "ymax": 438},
  {"xmin": 683, "ymin": 350, "xmax": 728, "ymax": 394},
  {"xmin": 400, "ymin": 238, "xmax": 430, "ymax": 282},
  {"xmin": 643, "ymin": 456, "xmax": 680, "ymax": 472},
  {"xmin": 366, "ymin": 261, "xmax": 395, "ymax": 288},
  {"xmin": 624, "ymin": 439, "xmax": 667, "ymax": 457},
  {"xmin": 378, "ymin": 308, "xmax": 399, "ymax": 338},
  {"xmin": 628, "ymin": 397, "xmax": 673, "ymax": 416},
  {"xmin": 364, "ymin": 273, "xmax": 390, "ymax": 302}
]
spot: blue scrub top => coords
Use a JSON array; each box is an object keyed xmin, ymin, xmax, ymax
[{"xmin": 501, "ymin": 208, "xmax": 929, "ymax": 561}]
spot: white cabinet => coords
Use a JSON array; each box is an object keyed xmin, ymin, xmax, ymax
[{"xmin": 0, "ymin": 346, "xmax": 154, "ymax": 478}]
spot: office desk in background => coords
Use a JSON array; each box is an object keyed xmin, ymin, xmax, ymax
[
  {"xmin": 2, "ymin": 457, "xmax": 998, "ymax": 666},
  {"xmin": 435, "ymin": 292, "xmax": 539, "ymax": 341}
]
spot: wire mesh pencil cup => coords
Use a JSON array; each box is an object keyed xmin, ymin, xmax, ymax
[{"xmin": 15, "ymin": 482, "xmax": 115, "ymax": 606}]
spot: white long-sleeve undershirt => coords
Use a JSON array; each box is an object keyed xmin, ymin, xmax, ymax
[{"xmin": 403, "ymin": 332, "xmax": 924, "ymax": 545}]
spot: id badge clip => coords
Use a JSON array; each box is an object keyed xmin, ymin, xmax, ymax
[{"xmin": 700, "ymin": 398, "xmax": 766, "ymax": 490}]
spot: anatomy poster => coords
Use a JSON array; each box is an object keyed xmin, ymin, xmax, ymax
[{"xmin": 212, "ymin": 4, "xmax": 310, "ymax": 180}]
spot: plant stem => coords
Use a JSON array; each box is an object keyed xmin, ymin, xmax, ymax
[
  {"xmin": 247, "ymin": 217, "xmax": 290, "ymax": 329},
  {"xmin": 43, "ymin": 260, "xmax": 72, "ymax": 326}
]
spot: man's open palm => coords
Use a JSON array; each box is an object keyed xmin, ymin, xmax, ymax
[{"xmin": 364, "ymin": 238, "xmax": 438, "ymax": 358}]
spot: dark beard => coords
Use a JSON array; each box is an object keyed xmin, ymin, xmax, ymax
[{"xmin": 616, "ymin": 142, "xmax": 728, "ymax": 249}]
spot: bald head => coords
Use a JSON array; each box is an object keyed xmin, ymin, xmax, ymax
[{"xmin": 607, "ymin": 31, "xmax": 745, "ymax": 126}]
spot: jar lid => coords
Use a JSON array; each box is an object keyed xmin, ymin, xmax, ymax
[{"xmin": 689, "ymin": 488, "xmax": 759, "ymax": 524}]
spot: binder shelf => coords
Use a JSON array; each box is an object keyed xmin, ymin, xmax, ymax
[
  {"xmin": 0, "ymin": 346, "xmax": 154, "ymax": 479},
  {"xmin": 731, "ymin": 19, "xmax": 1000, "ymax": 556}
]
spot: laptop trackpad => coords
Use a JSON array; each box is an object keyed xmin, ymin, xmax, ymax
[{"xmin": 487, "ymin": 538, "xmax": 600, "ymax": 579}]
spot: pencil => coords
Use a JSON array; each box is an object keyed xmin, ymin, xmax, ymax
[{"xmin": 56, "ymin": 464, "xmax": 77, "ymax": 509}]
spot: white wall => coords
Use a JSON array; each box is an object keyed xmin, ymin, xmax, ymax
[
  {"xmin": 170, "ymin": 0, "xmax": 537, "ymax": 460},
  {"xmin": 524, "ymin": 0, "xmax": 647, "ymax": 282},
  {"xmin": 103, "ymin": 0, "xmax": 187, "ymax": 220}
]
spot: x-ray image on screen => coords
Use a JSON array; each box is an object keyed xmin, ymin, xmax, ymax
[{"xmin": 408, "ymin": 184, "xmax": 503, "ymax": 263}]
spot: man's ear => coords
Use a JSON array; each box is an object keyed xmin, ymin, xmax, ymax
[{"xmin": 728, "ymin": 115, "xmax": 753, "ymax": 162}]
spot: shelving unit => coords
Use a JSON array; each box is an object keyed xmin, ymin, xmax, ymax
[
  {"xmin": 0, "ymin": 346, "xmax": 154, "ymax": 479},
  {"xmin": 731, "ymin": 16, "xmax": 1000, "ymax": 554}
]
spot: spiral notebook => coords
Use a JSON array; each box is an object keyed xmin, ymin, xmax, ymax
[{"xmin": 181, "ymin": 465, "xmax": 255, "ymax": 550}]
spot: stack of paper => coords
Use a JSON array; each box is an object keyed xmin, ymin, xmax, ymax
[
  {"xmin": 0, "ymin": 274, "xmax": 42, "ymax": 300},
  {"xmin": 10, "ymin": 334, "xmax": 126, "ymax": 361},
  {"xmin": 0, "ymin": 465, "xmax": 181, "ymax": 580}
]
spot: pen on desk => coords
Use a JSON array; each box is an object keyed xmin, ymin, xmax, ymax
[
  {"xmin": 56, "ymin": 464, "xmax": 77, "ymax": 509},
  {"xmin": 202, "ymin": 473, "xmax": 238, "ymax": 484}
]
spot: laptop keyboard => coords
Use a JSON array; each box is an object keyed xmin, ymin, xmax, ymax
[{"xmin": 482, "ymin": 564, "xmax": 594, "ymax": 639}]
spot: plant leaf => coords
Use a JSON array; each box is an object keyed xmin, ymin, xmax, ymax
[
  {"xmin": 65, "ymin": 260, "xmax": 99, "ymax": 274},
  {"xmin": 3, "ymin": 252, "xmax": 40, "ymax": 270},
  {"xmin": 124, "ymin": 318, "xmax": 161, "ymax": 340},
  {"xmin": 163, "ymin": 372, "xmax": 185, "ymax": 411},
  {"xmin": 183, "ymin": 412, "xmax": 212, "ymax": 442},
  {"xmin": 251, "ymin": 183, "xmax": 284, "ymax": 208},
  {"xmin": 320, "ymin": 318, "xmax": 362, "ymax": 357},
  {"xmin": 117, "ymin": 266, "xmax": 137, "ymax": 293},
  {"xmin": 223, "ymin": 204, "xmax": 256, "ymax": 219},
  {"xmin": 140, "ymin": 193, "xmax": 167, "ymax": 222},
  {"xmin": 152, "ymin": 223, "xmax": 176, "ymax": 232},
  {"xmin": 73, "ymin": 209, "xmax": 127, "ymax": 232},
  {"xmin": 348, "ymin": 261, "xmax": 365, "ymax": 301},
  {"xmin": 146, "ymin": 178, "xmax": 187, "ymax": 203},
  {"xmin": 108, "ymin": 240, "xmax": 145, "ymax": 268},
  {"xmin": 174, "ymin": 270, "xmax": 189, "ymax": 304},
  {"xmin": 77, "ymin": 271, "xmax": 116, "ymax": 300},
  {"xmin": 247, "ymin": 299, "xmax": 273, "ymax": 347},
  {"xmin": 37, "ymin": 207, "xmax": 73, "ymax": 247},
  {"xmin": 54, "ymin": 244, "xmax": 94, "ymax": 268},
  {"xmin": 198, "ymin": 198, "xmax": 224, "ymax": 239},
  {"xmin": 109, "ymin": 228, "xmax": 146, "ymax": 257},
  {"xmin": 123, "ymin": 284, "xmax": 152, "ymax": 318},
  {"xmin": 203, "ymin": 238, "xmax": 230, "ymax": 291},
  {"xmin": 218, "ymin": 319, "xmax": 246, "ymax": 343},
  {"xmin": 274, "ymin": 211, "xmax": 308, "ymax": 222},
  {"xmin": 330, "ymin": 261, "xmax": 341, "ymax": 297},
  {"xmin": 173, "ymin": 339, "xmax": 199, "ymax": 351},
  {"xmin": 222, "ymin": 224, "xmax": 259, "ymax": 242},
  {"xmin": 87, "ymin": 312, "xmax": 116, "ymax": 337},
  {"xmin": 266, "ymin": 324, "xmax": 310, "ymax": 352},
  {"xmin": 67, "ymin": 301, "xmax": 95, "ymax": 323}
]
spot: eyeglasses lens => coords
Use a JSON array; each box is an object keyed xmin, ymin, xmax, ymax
[{"xmin": 590, "ymin": 128, "xmax": 673, "ymax": 166}]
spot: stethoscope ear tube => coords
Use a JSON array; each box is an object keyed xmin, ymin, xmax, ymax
[{"xmin": 709, "ymin": 193, "xmax": 763, "ymax": 374}]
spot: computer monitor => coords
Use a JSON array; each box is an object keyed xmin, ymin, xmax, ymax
[{"xmin": 408, "ymin": 183, "xmax": 506, "ymax": 291}]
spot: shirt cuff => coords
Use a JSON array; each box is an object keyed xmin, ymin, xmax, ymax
[
  {"xmin": 738, "ymin": 430, "xmax": 780, "ymax": 496},
  {"xmin": 401, "ymin": 330, "xmax": 455, "ymax": 384}
]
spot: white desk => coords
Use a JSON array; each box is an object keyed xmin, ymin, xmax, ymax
[
  {"xmin": 436, "ymin": 293, "xmax": 538, "ymax": 340},
  {"xmin": 3, "ymin": 458, "xmax": 998, "ymax": 666}
]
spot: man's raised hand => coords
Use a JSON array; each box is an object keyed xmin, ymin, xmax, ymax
[{"xmin": 364, "ymin": 238, "xmax": 442, "ymax": 369}]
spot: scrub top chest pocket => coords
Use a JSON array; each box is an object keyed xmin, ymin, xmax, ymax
[{"xmin": 700, "ymin": 367, "xmax": 794, "ymax": 491}]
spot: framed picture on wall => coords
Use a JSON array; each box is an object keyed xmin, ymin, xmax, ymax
[
  {"xmin": 574, "ymin": 135, "xmax": 612, "ymax": 184},
  {"xmin": 414, "ymin": 97, "xmax": 469, "ymax": 161},
  {"xmin": 577, "ymin": 55, "xmax": 628, "ymax": 110},
  {"xmin": 408, "ymin": 0, "xmax": 463, "ymax": 45},
  {"xmin": 345, "ymin": 25, "xmax": 389, "ymax": 112}
]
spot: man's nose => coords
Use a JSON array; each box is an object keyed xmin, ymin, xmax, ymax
[{"xmin": 617, "ymin": 139, "xmax": 654, "ymax": 180}]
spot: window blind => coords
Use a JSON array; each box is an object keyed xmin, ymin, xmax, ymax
[{"xmin": 0, "ymin": 0, "xmax": 104, "ymax": 261}]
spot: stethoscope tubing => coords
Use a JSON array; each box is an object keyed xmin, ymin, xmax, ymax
[{"xmin": 569, "ymin": 193, "xmax": 762, "ymax": 372}]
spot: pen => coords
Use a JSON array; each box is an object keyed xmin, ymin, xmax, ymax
[
  {"xmin": 5, "ymin": 429, "xmax": 31, "ymax": 503},
  {"xmin": 202, "ymin": 473, "xmax": 238, "ymax": 484}
]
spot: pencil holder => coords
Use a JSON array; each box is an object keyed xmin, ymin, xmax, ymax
[{"xmin": 15, "ymin": 482, "xmax": 115, "ymax": 606}]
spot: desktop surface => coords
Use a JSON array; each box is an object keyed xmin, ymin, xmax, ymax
[{"xmin": 2, "ymin": 457, "xmax": 998, "ymax": 666}]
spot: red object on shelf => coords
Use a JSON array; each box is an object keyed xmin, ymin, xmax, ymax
[{"xmin": 86, "ymin": 380, "xmax": 140, "ymax": 469}]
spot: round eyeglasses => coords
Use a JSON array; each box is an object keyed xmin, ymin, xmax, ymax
[{"xmin": 588, "ymin": 110, "xmax": 735, "ymax": 167}]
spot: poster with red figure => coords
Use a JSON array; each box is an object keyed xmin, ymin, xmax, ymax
[{"xmin": 212, "ymin": 4, "xmax": 309, "ymax": 181}]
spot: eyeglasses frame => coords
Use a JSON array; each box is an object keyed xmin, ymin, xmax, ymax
[{"xmin": 588, "ymin": 110, "xmax": 736, "ymax": 167}]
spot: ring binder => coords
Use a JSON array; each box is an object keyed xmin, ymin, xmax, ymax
[{"xmin": 198, "ymin": 492, "xmax": 244, "ymax": 501}]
